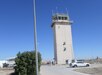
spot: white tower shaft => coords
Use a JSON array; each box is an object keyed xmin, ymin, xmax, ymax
[{"xmin": 52, "ymin": 14, "xmax": 74, "ymax": 64}]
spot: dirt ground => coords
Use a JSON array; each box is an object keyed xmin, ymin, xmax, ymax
[
  {"xmin": 0, "ymin": 64, "xmax": 102, "ymax": 75},
  {"xmin": 0, "ymin": 68, "xmax": 14, "ymax": 75},
  {"xmin": 74, "ymin": 64, "xmax": 102, "ymax": 75}
]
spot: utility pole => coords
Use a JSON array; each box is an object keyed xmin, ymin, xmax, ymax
[{"xmin": 33, "ymin": 0, "xmax": 39, "ymax": 75}]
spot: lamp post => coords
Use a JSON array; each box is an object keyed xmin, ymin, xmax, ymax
[{"xmin": 33, "ymin": 0, "xmax": 39, "ymax": 75}]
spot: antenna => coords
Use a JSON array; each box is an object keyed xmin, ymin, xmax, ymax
[
  {"xmin": 56, "ymin": 7, "xmax": 58, "ymax": 14},
  {"xmin": 66, "ymin": 8, "xmax": 73, "ymax": 24},
  {"xmin": 66, "ymin": 8, "xmax": 69, "ymax": 16},
  {"xmin": 56, "ymin": 7, "xmax": 59, "ymax": 21},
  {"xmin": 66, "ymin": 8, "xmax": 68, "ymax": 14},
  {"xmin": 52, "ymin": 10, "xmax": 54, "ymax": 16},
  {"xmin": 66, "ymin": 8, "xmax": 70, "ymax": 20}
]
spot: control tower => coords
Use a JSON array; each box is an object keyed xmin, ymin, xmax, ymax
[{"xmin": 51, "ymin": 13, "xmax": 74, "ymax": 64}]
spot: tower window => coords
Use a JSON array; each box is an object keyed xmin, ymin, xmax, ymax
[
  {"xmin": 65, "ymin": 17, "xmax": 68, "ymax": 20},
  {"xmin": 62, "ymin": 17, "xmax": 64, "ymax": 20},
  {"xmin": 63, "ymin": 42, "xmax": 66, "ymax": 45},
  {"xmin": 59, "ymin": 17, "xmax": 61, "ymax": 20},
  {"xmin": 53, "ymin": 16, "xmax": 58, "ymax": 20},
  {"xmin": 55, "ymin": 17, "xmax": 58, "ymax": 20},
  {"xmin": 54, "ymin": 17, "xmax": 56, "ymax": 20},
  {"xmin": 64, "ymin": 47, "xmax": 66, "ymax": 51}
]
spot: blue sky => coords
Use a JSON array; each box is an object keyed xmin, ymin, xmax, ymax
[{"xmin": 0, "ymin": 0, "xmax": 102, "ymax": 60}]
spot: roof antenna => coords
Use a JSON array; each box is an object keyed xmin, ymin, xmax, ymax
[
  {"xmin": 66, "ymin": 8, "xmax": 70, "ymax": 19},
  {"xmin": 56, "ymin": 7, "xmax": 58, "ymax": 14},
  {"xmin": 56, "ymin": 7, "xmax": 59, "ymax": 21},
  {"xmin": 52, "ymin": 10, "xmax": 54, "ymax": 16},
  {"xmin": 66, "ymin": 8, "xmax": 73, "ymax": 23},
  {"xmin": 66, "ymin": 8, "xmax": 69, "ymax": 15}
]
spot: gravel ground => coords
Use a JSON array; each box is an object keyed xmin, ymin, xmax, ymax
[{"xmin": 74, "ymin": 64, "xmax": 102, "ymax": 75}]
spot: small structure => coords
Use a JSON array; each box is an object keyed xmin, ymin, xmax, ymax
[
  {"xmin": 0, "ymin": 60, "xmax": 8, "ymax": 68},
  {"xmin": 0, "ymin": 57, "xmax": 15, "ymax": 68},
  {"xmin": 7, "ymin": 57, "xmax": 15, "ymax": 67}
]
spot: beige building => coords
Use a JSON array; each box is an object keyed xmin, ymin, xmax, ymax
[{"xmin": 51, "ymin": 13, "xmax": 74, "ymax": 64}]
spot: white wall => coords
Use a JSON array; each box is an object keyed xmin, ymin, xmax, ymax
[{"xmin": 53, "ymin": 23, "xmax": 74, "ymax": 64}]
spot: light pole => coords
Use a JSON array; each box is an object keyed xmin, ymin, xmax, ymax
[{"xmin": 33, "ymin": 0, "xmax": 39, "ymax": 75}]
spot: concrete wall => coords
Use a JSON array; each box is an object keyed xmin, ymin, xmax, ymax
[{"xmin": 53, "ymin": 23, "xmax": 74, "ymax": 64}]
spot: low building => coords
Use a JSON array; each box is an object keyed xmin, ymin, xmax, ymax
[
  {"xmin": 0, "ymin": 60, "xmax": 8, "ymax": 68},
  {"xmin": 0, "ymin": 57, "xmax": 15, "ymax": 68}
]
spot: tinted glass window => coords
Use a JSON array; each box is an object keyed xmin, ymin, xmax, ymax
[
  {"xmin": 77, "ymin": 62, "xmax": 83, "ymax": 63},
  {"xmin": 62, "ymin": 17, "xmax": 64, "ymax": 20},
  {"xmin": 59, "ymin": 17, "xmax": 61, "ymax": 20},
  {"xmin": 65, "ymin": 17, "xmax": 67, "ymax": 20}
]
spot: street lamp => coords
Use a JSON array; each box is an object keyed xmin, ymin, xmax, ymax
[{"xmin": 33, "ymin": 0, "xmax": 39, "ymax": 75}]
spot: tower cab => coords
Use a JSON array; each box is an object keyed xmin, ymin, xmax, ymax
[{"xmin": 52, "ymin": 14, "xmax": 69, "ymax": 23}]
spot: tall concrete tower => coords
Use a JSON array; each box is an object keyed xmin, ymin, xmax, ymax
[{"xmin": 51, "ymin": 13, "xmax": 74, "ymax": 64}]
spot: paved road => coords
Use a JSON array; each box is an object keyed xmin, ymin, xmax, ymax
[{"xmin": 40, "ymin": 65, "xmax": 90, "ymax": 75}]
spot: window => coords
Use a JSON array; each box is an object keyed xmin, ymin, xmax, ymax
[
  {"xmin": 65, "ymin": 17, "xmax": 68, "ymax": 20},
  {"xmin": 53, "ymin": 16, "xmax": 58, "ymax": 20},
  {"xmin": 59, "ymin": 17, "xmax": 61, "ymax": 20},
  {"xmin": 54, "ymin": 17, "xmax": 56, "ymax": 20},
  {"xmin": 52, "ymin": 17, "xmax": 55, "ymax": 20},
  {"xmin": 64, "ymin": 47, "xmax": 66, "ymax": 51},
  {"xmin": 77, "ymin": 62, "xmax": 83, "ymax": 63},
  {"xmin": 62, "ymin": 17, "xmax": 64, "ymax": 20},
  {"xmin": 55, "ymin": 17, "xmax": 58, "ymax": 20},
  {"xmin": 63, "ymin": 42, "xmax": 66, "ymax": 45},
  {"xmin": 62, "ymin": 17, "xmax": 66, "ymax": 20}
]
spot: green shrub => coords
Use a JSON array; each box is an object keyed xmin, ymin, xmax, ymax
[{"xmin": 14, "ymin": 51, "xmax": 41, "ymax": 75}]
